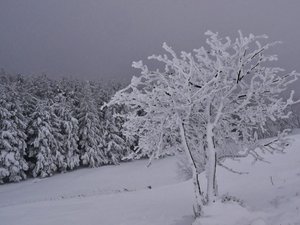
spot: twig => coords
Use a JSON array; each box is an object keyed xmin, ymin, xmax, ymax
[
  {"xmin": 270, "ymin": 176, "xmax": 274, "ymax": 186},
  {"xmin": 218, "ymin": 162, "xmax": 249, "ymax": 175}
]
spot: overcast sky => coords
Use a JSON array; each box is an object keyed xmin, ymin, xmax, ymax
[{"xmin": 0, "ymin": 0, "xmax": 300, "ymax": 87}]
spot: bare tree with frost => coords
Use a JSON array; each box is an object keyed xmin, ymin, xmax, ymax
[{"xmin": 107, "ymin": 31, "xmax": 299, "ymax": 216}]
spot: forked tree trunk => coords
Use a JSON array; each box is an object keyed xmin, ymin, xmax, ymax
[
  {"xmin": 206, "ymin": 123, "xmax": 218, "ymax": 204},
  {"xmin": 179, "ymin": 122, "xmax": 203, "ymax": 217}
]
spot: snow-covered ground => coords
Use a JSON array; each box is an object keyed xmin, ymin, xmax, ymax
[
  {"xmin": 194, "ymin": 132, "xmax": 300, "ymax": 225},
  {"xmin": 1, "ymin": 133, "xmax": 300, "ymax": 225}
]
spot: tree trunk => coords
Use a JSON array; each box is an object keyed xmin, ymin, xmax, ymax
[
  {"xmin": 179, "ymin": 121, "xmax": 203, "ymax": 217},
  {"xmin": 213, "ymin": 152, "xmax": 218, "ymax": 197},
  {"xmin": 206, "ymin": 123, "xmax": 217, "ymax": 204}
]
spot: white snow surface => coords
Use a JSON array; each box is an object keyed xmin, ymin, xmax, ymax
[{"xmin": 1, "ymin": 133, "xmax": 300, "ymax": 225}]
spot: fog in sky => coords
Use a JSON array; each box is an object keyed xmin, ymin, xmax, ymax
[{"xmin": 1, "ymin": 0, "xmax": 300, "ymax": 87}]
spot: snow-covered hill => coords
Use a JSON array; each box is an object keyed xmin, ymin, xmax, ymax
[{"xmin": 1, "ymin": 133, "xmax": 300, "ymax": 225}]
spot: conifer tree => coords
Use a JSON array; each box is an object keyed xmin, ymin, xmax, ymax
[
  {"xmin": 78, "ymin": 81, "xmax": 108, "ymax": 167},
  {"xmin": 53, "ymin": 94, "xmax": 80, "ymax": 171},
  {"xmin": 0, "ymin": 85, "xmax": 28, "ymax": 183},
  {"xmin": 102, "ymin": 105, "xmax": 129, "ymax": 164},
  {"xmin": 101, "ymin": 83, "xmax": 137, "ymax": 164},
  {"xmin": 26, "ymin": 101, "xmax": 59, "ymax": 177}
]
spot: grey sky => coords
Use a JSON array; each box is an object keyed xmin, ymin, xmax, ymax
[{"xmin": 0, "ymin": 0, "xmax": 300, "ymax": 87}]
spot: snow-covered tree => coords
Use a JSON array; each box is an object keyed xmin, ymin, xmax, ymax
[
  {"xmin": 101, "ymin": 104, "xmax": 132, "ymax": 164},
  {"xmin": 107, "ymin": 31, "xmax": 299, "ymax": 216},
  {"xmin": 0, "ymin": 85, "xmax": 28, "ymax": 183},
  {"xmin": 99, "ymin": 82, "xmax": 138, "ymax": 164},
  {"xmin": 53, "ymin": 94, "xmax": 80, "ymax": 171},
  {"xmin": 77, "ymin": 81, "xmax": 108, "ymax": 167},
  {"xmin": 256, "ymin": 105, "xmax": 300, "ymax": 138},
  {"xmin": 26, "ymin": 101, "xmax": 59, "ymax": 177},
  {"xmin": 27, "ymin": 74, "xmax": 57, "ymax": 100}
]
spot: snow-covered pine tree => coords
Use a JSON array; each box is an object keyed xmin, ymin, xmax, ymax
[
  {"xmin": 102, "ymin": 104, "xmax": 130, "ymax": 164},
  {"xmin": 107, "ymin": 31, "xmax": 299, "ymax": 216},
  {"xmin": 77, "ymin": 81, "xmax": 108, "ymax": 167},
  {"xmin": 57, "ymin": 77, "xmax": 81, "ymax": 109},
  {"xmin": 97, "ymin": 82, "xmax": 137, "ymax": 164},
  {"xmin": 26, "ymin": 100, "xmax": 59, "ymax": 177},
  {"xmin": 0, "ymin": 85, "xmax": 28, "ymax": 183},
  {"xmin": 256, "ymin": 105, "xmax": 300, "ymax": 138},
  {"xmin": 53, "ymin": 94, "xmax": 80, "ymax": 171},
  {"xmin": 27, "ymin": 74, "xmax": 57, "ymax": 100}
]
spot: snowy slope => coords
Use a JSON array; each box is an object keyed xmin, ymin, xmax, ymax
[
  {"xmin": 0, "ymin": 157, "xmax": 179, "ymax": 208},
  {"xmin": 195, "ymin": 132, "xmax": 300, "ymax": 225},
  {"xmin": 1, "ymin": 134, "xmax": 300, "ymax": 225}
]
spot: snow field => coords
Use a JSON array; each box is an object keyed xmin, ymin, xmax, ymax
[{"xmin": 0, "ymin": 134, "xmax": 300, "ymax": 225}]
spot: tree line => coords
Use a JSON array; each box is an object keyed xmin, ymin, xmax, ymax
[
  {"xmin": 0, "ymin": 64, "xmax": 299, "ymax": 186},
  {"xmin": 0, "ymin": 71, "xmax": 135, "ymax": 183}
]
